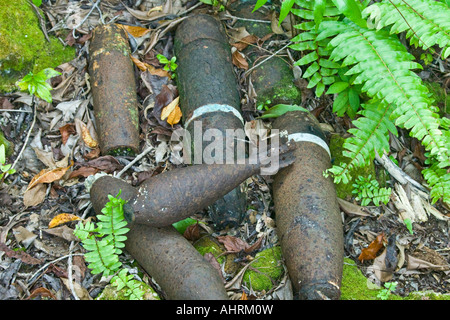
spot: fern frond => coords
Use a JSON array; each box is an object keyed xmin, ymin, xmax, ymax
[
  {"xmin": 422, "ymin": 163, "xmax": 450, "ymax": 204},
  {"xmin": 324, "ymin": 101, "xmax": 396, "ymax": 183},
  {"xmin": 111, "ymin": 269, "xmax": 145, "ymax": 300},
  {"xmin": 318, "ymin": 18, "xmax": 450, "ymax": 169},
  {"xmin": 290, "ymin": 0, "xmax": 342, "ymax": 96},
  {"xmin": 363, "ymin": 0, "xmax": 450, "ymax": 58}
]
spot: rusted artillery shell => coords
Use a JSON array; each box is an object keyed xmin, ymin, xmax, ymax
[
  {"xmin": 91, "ymin": 163, "xmax": 260, "ymax": 228},
  {"xmin": 272, "ymin": 111, "xmax": 344, "ymax": 300},
  {"xmin": 125, "ymin": 224, "xmax": 229, "ymax": 300},
  {"xmin": 88, "ymin": 24, "xmax": 140, "ymax": 156},
  {"xmin": 174, "ymin": 14, "xmax": 246, "ymax": 229},
  {"xmin": 89, "ymin": 179, "xmax": 228, "ymax": 300}
]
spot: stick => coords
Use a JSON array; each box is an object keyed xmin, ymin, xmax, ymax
[
  {"xmin": 244, "ymin": 42, "xmax": 291, "ymax": 76},
  {"xmin": 115, "ymin": 145, "xmax": 154, "ymax": 179}
]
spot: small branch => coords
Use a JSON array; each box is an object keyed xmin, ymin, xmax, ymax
[
  {"xmin": 5, "ymin": 98, "xmax": 37, "ymax": 180},
  {"xmin": 72, "ymin": 0, "xmax": 102, "ymax": 39},
  {"xmin": 115, "ymin": 145, "xmax": 154, "ymax": 179},
  {"xmin": 244, "ymin": 42, "xmax": 291, "ymax": 76}
]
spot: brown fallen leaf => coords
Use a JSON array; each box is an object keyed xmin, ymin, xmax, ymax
[
  {"xmin": 160, "ymin": 96, "xmax": 182, "ymax": 126},
  {"xmin": 232, "ymin": 50, "xmax": 249, "ymax": 70},
  {"xmin": 43, "ymin": 225, "xmax": 80, "ymax": 242},
  {"xmin": 232, "ymin": 34, "xmax": 258, "ymax": 51},
  {"xmin": 183, "ymin": 222, "xmax": 201, "ymax": 242},
  {"xmin": 23, "ymin": 183, "xmax": 47, "ymax": 207},
  {"xmin": 116, "ymin": 23, "xmax": 151, "ymax": 38},
  {"xmin": 26, "ymin": 287, "xmax": 57, "ymax": 300},
  {"xmin": 80, "ymin": 122, "xmax": 98, "ymax": 149},
  {"xmin": 131, "ymin": 55, "xmax": 171, "ymax": 78},
  {"xmin": 358, "ymin": 233, "xmax": 386, "ymax": 262},
  {"xmin": 217, "ymin": 235, "xmax": 263, "ymax": 254},
  {"xmin": 26, "ymin": 161, "xmax": 74, "ymax": 191},
  {"xmin": 69, "ymin": 166, "xmax": 99, "ymax": 179},
  {"xmin": 48, "ymin": 213, "xmax": 81, "ymax": 229},
  {"xmin": 59, "ymin": 123, "xmax": 76, "ymax": 145},
  {"xmin": 0, "ymin": 242, "xmax": 42, "ymax": 265}
]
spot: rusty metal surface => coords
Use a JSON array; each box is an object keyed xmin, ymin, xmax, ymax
[
  {"xmin": 174, "ymin": 14, "xmax": 245, "ymax": 230},
  {"xmin": 127, "ymin": 163, "xmax": 260, "ymax": 227},
  {"xmin": 272, "ymin": 111, "xmax": 344, "ymax": 300},
  {"xmin": 89, "ymin": 176, "xmax": 228, "ymax": 300},
  {"xmin": 125, "ymin": 224, "xmax": 229, "ymax": 300},
  {"xmin": 88, "ymin": 24, "xmax": 140, "ymax": 156}
]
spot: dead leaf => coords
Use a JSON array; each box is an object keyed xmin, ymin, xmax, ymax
[
  {"xmin": 48, "ymin": 213, "xmax": 81, "ymax": 229},
  {"xmin": 166, "ymin": 105, "xmax": 182, "ymax": 126},
  {"xmin": 26, "ymin": 161, "xmax": 74, "ymax": 191},
  {"xmin": 240, "ymin": 291, "xmax": 248, "ymax": 300},
  {"xmin": 337, "ymin": 198, "xmax": 371, "ymax": 217},
  {"xmin": 0, "ymin": 242, "xmax": 42, "ymax": 265},
  {"xmin": 13, "ymin": 226, "xmax": 37, "ymax": 248},
  {"xmin": 271, "ymin": 11, "xmax": 285, "ymax": 34},
  {"xmin": 232, "ymin": 49, "xmax": 249, "ymax": 70},
  {"xmin": 131, "ymin": 55, "xmax": 170, "ymax": 78},
  {"xmin": 373, "ymin": 249, "xmax": 393, "ymax": 282},
  {"xmin": 358, "ymin": 233, "xmax": 386, "ymax": 262},
  {"xmin": 124, "ymin": 6, "xmax": 169, "ymax": 22},
  {"xmin": 407, "ymin": 247, "xmax": 450, "ymax": 271},
  {"xmin": 116, "ymin": 23, "xmax": 151, "ymax": 38},
  {"xmin": 23, "ymin": 183, "xmax": 47, "ymax": 207},
  {"xmin": 80, "ymin": 122, "xmax": 98, "ymax": 148},
  {"xmin": 61, "ymin": 278, "xmax": 92, "ymax": 300},
  {"xmin": 59, "ymin": 123, "xmax": 76, "ymax": 145},
  {"xmin": 69, "ymin": 166, "xmax": 99, "ymax": 179},
  {"xmin": 232, "ymin": 34, "xmax": 258, "ymax": 51},
  {"xmin": 81, "ymin": 155, "xmax": 123, "ymax": 173},
  {"xmin": 217, "ymin": 235, "xmax": 263, "ymax": 254},
  {"xmin": 183, "ymin": 222, "xmax": 202, "ymax": 242},
  {"xmin": 26, "ymin": 287, "xmax": 57, "ymax": 300},
  {"xmin": 160, "ymin": 96, "xmax": 179, "ymax": 120},
  {"xmin": 43, "ymin": 225, "xmax": 80, "ymax": 242},
  {"xmin": 55, "ymin": 100, "xmax": 83, "ymax": 122}
]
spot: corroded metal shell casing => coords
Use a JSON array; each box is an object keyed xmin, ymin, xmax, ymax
[
  {"xmin": 90, "ymin": 163, "xmax": 261, "ymax": 228},
  {"xmin": 88, "ymin": 177, "xmax": 228, "ymax": 300},
  {"xmin": 88, "ymin": 24, "xmax": 140, "ymax": 156},
  {"xmin": 125, "ymin": 224, "xmax": 229, "ymax": 300},
  {"xmin": 272, "ymin": 111, "xmax": 344, "ymax": 300},
  {"xmin": 174, "ymin": 14, "xmax": 246, "ymax": 229}
]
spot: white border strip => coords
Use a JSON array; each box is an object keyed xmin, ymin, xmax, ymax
[
  {"xmin": 288, "ymin": 133, "xmax": 331, "ymax": 159},
  {"xmin": 184, "ymin": 104, "xmax": 244, "ymax": 128}
]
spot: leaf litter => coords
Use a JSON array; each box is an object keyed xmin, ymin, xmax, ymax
[{"xmin": 0, "ymin": 0, "xmax": 449, "ymax": 301}]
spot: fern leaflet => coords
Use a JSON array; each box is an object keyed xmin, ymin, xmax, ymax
[
  {"xmin": 363, "ymin": 0, "xmax": 450, "ymax": 58},
  {"xmin": 317, "ymin": 18, "xmax": 449, "ymax": 170}
]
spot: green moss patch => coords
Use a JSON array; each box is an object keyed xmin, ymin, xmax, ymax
[
  {"xmin": 243, "ymin": 246, "xmax": 284, "ymax": 292},
  {"xmin": 0, "ymin": 0, "xmax": 75, "ymax": 92}
]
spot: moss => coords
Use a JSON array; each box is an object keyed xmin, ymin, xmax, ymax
[
  {"xmin": 329, "ymin": 134, "xmax": 376, "ymax": 200},
  {"xmin": 0, "ymin": 0, "xmax": 75, "ymax": 93},
  {"xmin": 193, "ymin": 235, "xmax": 226, "ymax": 264},
  {"xmin": 251, "ymin": 57, "xmax": 302, "ymax": 109},
  {"xmin": 341, "ymin": 258, "xmax": 380, "ymax": 300},
  {"xmin": 242, "ymin": 246, "xmax": 284, "ymax": 292},
  {"xmin": 341, "ymin": 258, "xmax": 450, "ymax": 300},
  {"xmin": 96, "ymin": 282, "xmax": 160, "ymax": 300}
]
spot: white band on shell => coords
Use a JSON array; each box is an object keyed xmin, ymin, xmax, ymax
[
  {"xmin": 184, "ymin": 104, "xmax": 244, "ymax": 128},
  {"xmin": 288, "ymin": 133, "xmax": 331, "ymax": 159}
]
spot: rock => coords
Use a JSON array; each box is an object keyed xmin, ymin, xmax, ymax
[{"xmin": 0, "ymin": 0, "xmax": 75, "ymax": 92}]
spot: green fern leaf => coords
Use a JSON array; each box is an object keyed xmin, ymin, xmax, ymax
[
  {"xmin": 363, "ymin": 0, "xmax": 450, "ymax": 58},
  {"xmin": 318, "ymin": 18, "xmax": 449, "ymax": 169},
  {"xmin": 422, "ymin": 163, "xmax": 450, "ymax": 204},
  {"xmin": 325, "ymin": 101, "xmax": 396, "ymax": 182}
]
